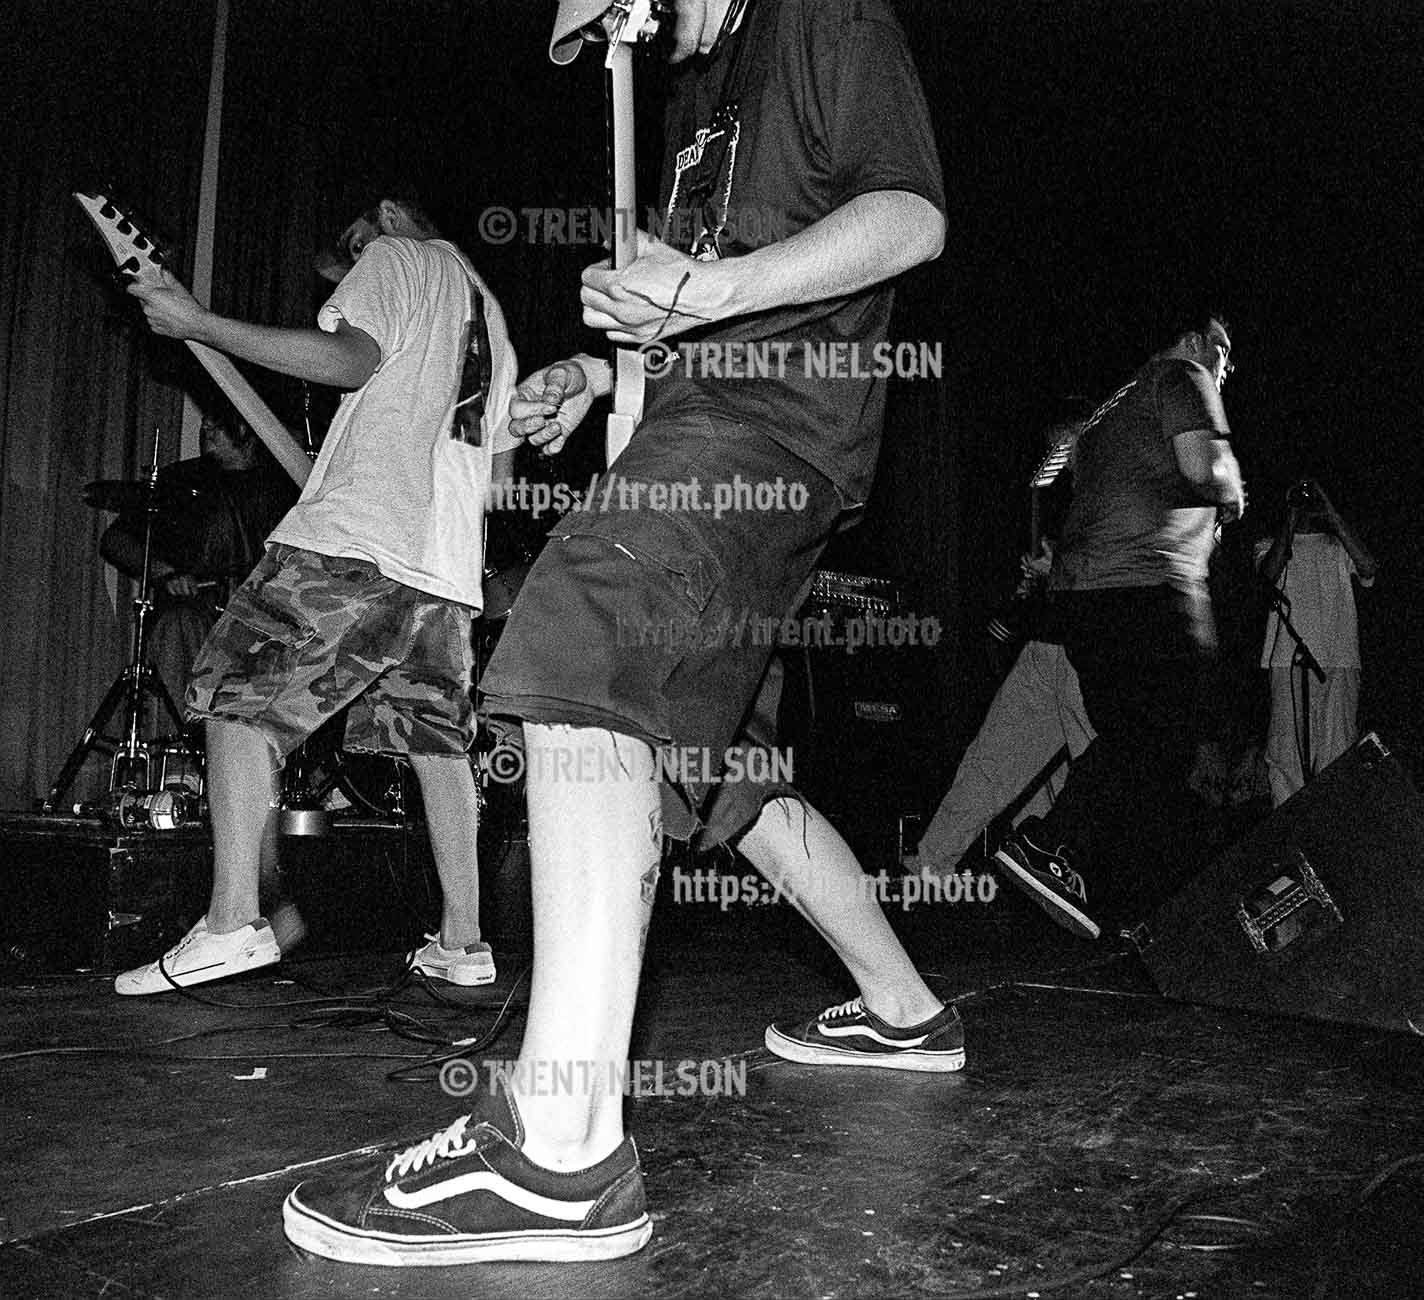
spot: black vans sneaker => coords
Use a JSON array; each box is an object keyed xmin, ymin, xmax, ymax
[
  {"xmin": 766, "ymin": 997, "xmax": 965, "ymax": 1072},
  {"xmin": 283, "ymin": 1082, "xmax": 651, "ymax": 1265},
  {"xmin": 993, "ymin": 819, "xmax": 1100, "ymax": 939}
]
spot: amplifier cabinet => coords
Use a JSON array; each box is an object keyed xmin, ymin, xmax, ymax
[{"xmin": 1133, "ymin": 734, "xmax": 1424, "ymax": 1033}]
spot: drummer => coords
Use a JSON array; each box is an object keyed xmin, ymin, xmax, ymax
[{"xmin": 98, "ymin": 404, "xmax": 298, "ymax": 721}]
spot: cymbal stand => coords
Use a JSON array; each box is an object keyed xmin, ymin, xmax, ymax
[{"xmin": 44, "ymin": 425, "xmax": 188, "ymax": 812}]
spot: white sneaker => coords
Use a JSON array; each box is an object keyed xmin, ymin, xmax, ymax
[
  {"xmin": 410, "ymin": 935, "xmax": 496, "ymax": 986},
  {"xmin": 114, "ymin": 917, "xmax": 280, "ymax": 995}
]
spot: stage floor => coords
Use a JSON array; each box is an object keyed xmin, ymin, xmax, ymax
[{"xmin": 2, "ymin": 859, "xmax": 1421, "ymax": 1299}]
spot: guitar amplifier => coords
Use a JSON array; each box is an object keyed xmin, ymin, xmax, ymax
[
  {"xmin": 804, "ymin": 569, "xmax": 898, "ymax": 619},
  {"xmin": 1131, "ymin": 733, "xmax": 1424, "ymax": 1033}
]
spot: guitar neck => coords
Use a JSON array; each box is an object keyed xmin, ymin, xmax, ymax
[
  {"xmin": 70, "ymin": 190, "xmax": 311, "ymax": 489},
  {"xmin": 605, "ymin": 40, "xmax": 643, "ymax": 466},
  {"xmin": 186, "ymin": 342, "xmax": 311, "ymax": 488}
]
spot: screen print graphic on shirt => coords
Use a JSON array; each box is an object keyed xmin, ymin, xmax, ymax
[
  {"xmin": 451, "ymin": 287, "xmax": 493, "ymax": 446},
  {"xmin": 667, "ymin": 102, "xmax": 742, "ymax": 262}
]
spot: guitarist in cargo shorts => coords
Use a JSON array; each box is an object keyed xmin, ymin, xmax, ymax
[{"xmin": 117, "ymin": 192, "xmax": 518, "ymax": 996}]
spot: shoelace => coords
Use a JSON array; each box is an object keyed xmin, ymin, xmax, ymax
[
  {"xmin": 158, "ymin": 924, "xmax": 206, "ymax": 969},
  {"xmin": 818, "ymin": 997, "xmax": 867, "ymax": 1023},
  {"xmin": 385, "ymin": 1115, "xmax": 482, "ymax": 1181},
  {"xmin": 1022, "ymin": 834, "xmax": 1087, "ymax": 901},
  {"xmin": 1048, "ymin": 858, "xmax": 1087, "ymax": 899}
]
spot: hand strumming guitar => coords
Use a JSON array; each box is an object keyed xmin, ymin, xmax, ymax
[{"xmin": 509, "ymin": 355, "xmax": 607, "ymax": 457}]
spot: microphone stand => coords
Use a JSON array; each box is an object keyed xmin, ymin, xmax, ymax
[{"xmin": 1267, "ymin": 584, "xmax": 1326, "ymax": 786}]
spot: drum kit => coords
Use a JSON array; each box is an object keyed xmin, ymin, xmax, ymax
[{"xmin": 46, "ymin": 428, "xmax": 534, "ymax": 833}]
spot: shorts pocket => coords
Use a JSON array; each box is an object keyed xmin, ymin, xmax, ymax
[
  {"xmin": 223, "ymin": 549, "xmax": 321, "ymax": 657},
  {"xmin": 552, "ymin": 510, "xmax": 722, "ymax": 614}
]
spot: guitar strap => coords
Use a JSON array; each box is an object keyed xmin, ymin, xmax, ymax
[
  {"xmin": 452, "ymin": 283, "xmax": 494, "ymax": 447},
  {"xmin": 673, "ymin": 0, "xmax": 777, "ymax": 261}
]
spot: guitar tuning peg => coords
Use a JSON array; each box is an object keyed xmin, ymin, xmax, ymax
[{"xmin": 99, "ymin": 200, "xmax": 117, "ymax": 218}]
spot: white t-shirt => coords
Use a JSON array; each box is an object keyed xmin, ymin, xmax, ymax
[
  {"xmin": 268, "ymin": 236, "xmax": 517, "ymax": 609},
  {"xmin": 1256, "ymin": 531, "xmax": 1372, "ymax": 669}
]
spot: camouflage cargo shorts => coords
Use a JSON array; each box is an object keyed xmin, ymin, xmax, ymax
[{"xmin": 186, "ymin": 544, "xmax": 475, "ymax": 760}]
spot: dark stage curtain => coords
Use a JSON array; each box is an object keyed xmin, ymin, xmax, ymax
[{"xmin": 0, "ymin": 1, "xmax": 210, "ymax": 807}]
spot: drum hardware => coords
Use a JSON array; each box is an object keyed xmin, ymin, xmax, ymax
[
  {"xmin": 44, "ymin": 425, "xmax": 195, "ymax": 813},
  {"xmin": 116, "ymin": 787, "xmax": 205, "ymax": 831},
  {"xmin": 276, "ymin": 715, "xmax": 411, "ymax": 835}
]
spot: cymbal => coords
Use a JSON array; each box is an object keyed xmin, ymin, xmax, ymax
[{"xmin": 83, "ymin": 478, "xmax": 204, "ymax": 513}]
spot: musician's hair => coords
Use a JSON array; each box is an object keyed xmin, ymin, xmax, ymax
[
  {"xmin": 377, "ymin": 191, "xmax": 442, "ymax": 237},
  {"xmin": 316, "ymin": 177, "xmax": 449, "ymax": 282},
  {"xmin": 1155, "ymin": 302, "xmax": 1231, "ymax": 351}
]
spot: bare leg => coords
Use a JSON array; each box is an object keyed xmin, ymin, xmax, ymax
[
  {"xmin": 510, "ymin": 723, "xmax": 661, "ymax": 1171},
  {"xmin": 738, "ymin": 796, "xmax": 942, "ymax": 1026},
  {"xmin": 409, "ymin": 753, "xmax": 483, "ymax": 948},
  {"xmin": 205, "ymin": 719, "xmax": 280, "ymax": 934}
]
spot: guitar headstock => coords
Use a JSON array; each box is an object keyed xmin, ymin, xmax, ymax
[
  {"xmin": 72, "ymin": 189, "xmax": 168, "ymax": 283},
  {"xmin": 601, "ymin": 0, "xmax": 668, "ymax": 49}
]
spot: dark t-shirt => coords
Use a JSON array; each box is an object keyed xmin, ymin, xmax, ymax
[
  {"xmin": 1051, "ymin": 357, "xmax": 1230, "ymax": 594},
  {"xmin": 644, "ymin": 0, "xmax": 944, "ymax": 503}
]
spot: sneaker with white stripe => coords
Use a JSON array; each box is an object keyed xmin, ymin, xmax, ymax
[
  {"xmin": 113, "ymin": 917, "xmax": 279, "ymax": 996},
  {"xmin": 992, "ymin": 818, "xmax": 1100, "ymax": 939},
  {"xmin": 765, "ymin": 997, "xmax": 965, "ymax": 1072},
  {"xmin": 282, "ymin": 1083, "xmax": 651, "ymax": 1264}
]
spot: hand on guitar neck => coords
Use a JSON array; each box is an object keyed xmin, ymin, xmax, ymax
[
  {"xmin": 123, "ymin": 263, "xmax": 209, "ymax": 341},
  {"xmin": 72, "ymin": 190, "xmax": 316, "ymax": 489},
  {"xmin": 581, "ymin": 231, "xmax": 727, "ymax": 345}
]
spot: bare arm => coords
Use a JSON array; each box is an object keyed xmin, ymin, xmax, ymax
[
  {"xmin": 1174, "ymin": 430, "xmax": 1247, "ymax": 521},
  {"xmin": 700, "ymin": 189, "xmax": 946, "ymax": 319},
  {"xmin": 1258, "ymin": 506, "xmax": 1299, "ymax": 584},
  {"xmin": 581, "ymin": 190, "xmax": 946, "ymax": 344},
  {"xmin": 127, "ymin": 268, "xmax": 380, "ymax": 390},
  {"xmin": 1314, "ymin": 482, "xmax": 1378, "ymax": 582}
]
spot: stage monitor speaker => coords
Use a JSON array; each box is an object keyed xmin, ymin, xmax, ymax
[{"xmin": 1132, "ymin": 732, "xmax": 1424, "ymax": 1033}]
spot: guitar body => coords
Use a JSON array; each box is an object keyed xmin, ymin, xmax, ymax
[{"xmin": 73, "ymin": 190, "xmax": 312, "ymax": 489}]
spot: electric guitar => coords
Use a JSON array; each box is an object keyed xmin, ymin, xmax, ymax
[
  {"xmin": 985, "ymin": 420, "xmax": 1080, "ymax": 648},
  {"xmin": 598, "ymin": 0, "xmax": 666, "ymax": 464},
  {"xmin": 73, "ymin": 189, "xmax": 312, "ymax": 489}
]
